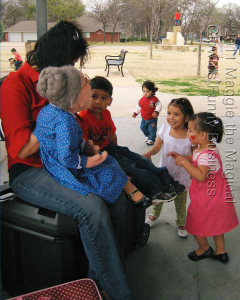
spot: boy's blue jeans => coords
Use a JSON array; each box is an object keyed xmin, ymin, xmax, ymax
[
  {"xmin": 11, "ymin": 167, "xmax": 135, "ymax": 300},
  {"xmin": 140, "ymin": 118, "xmax": 157, "ymax": 142},
  {"xmin": 14, "ymin": 60, "xmax": 22, "ymax": 70},
  {"xmin": 103, "ymin": 144, "xmax": 174, "ymax": 198}
]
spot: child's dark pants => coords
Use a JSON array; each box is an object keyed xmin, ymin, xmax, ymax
[{"xmin": 103, "ymin": 144, "xmax": 174, "ymax": 198}]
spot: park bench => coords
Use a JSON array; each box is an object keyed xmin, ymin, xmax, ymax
[{"xmin": 105, "ymin": 49, "xmax": 128, "ymax": 77}]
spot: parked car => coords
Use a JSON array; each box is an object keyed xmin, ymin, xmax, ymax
[
  {"xmin": 195, "ymin": 38, "xmax": 210, "ymax": 43},
  {"xmin": 156, "ymin": 36, "xmax": 166, "ymax": 43}
]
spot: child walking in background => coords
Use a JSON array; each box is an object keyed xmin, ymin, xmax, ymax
[
  {"xmin": 79, "ymin": 76, "xmax": 185, "ymax": 203},
  {"xmin": 218, "ymin": 36, "xmax": 224, "ymax": 58},
  {"xmin": 144, "ymin": 98, "xmax": 194, "ymax": 238},
  {"xmin": 132, "ymin": 80, "xmax": 161, "ymax": 145},
  {"xmin": 169, "ymin": 112, "xmax": 239, "ymax": 263},
  {"xmin": 207, "ymin": 46, "xmax": 221, "ymax": 83},
  {"xmin": 34, "ymin": 66, "xmax": 152, "ymax": 209}
]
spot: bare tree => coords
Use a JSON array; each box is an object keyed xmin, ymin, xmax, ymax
[
  {"xmin": 137, "ymin": 0, "xmax": 176, "ymax": 59},
  {"xmin": 108, "ymin": 0, "xmax": 122, "ymax": 43},
  {"xmin": 90, "ymin": 0, "xmax": 111, "ymax": 43},
  {"xmin": 121, "ymin": 0, "xmax": 145, "ymax": 41},
  {"xmin": 18, "ymin": 0, "xmax": 36, "ymax": 20},
  {"xmin": 180, "ymin": 0, "xmax": 202, "ymax": 44},
  {"xmin": 1, "ymin": 0, "xmax": 24, "ymax": 27},
  {"xmin": 194, "ymin": 0, "xmax": 219, "ymax": 76}
]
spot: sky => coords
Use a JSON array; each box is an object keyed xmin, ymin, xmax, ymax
[
  {"xmin": 216, "ymin": 0, "xmax": 240, "ymax": 7},
  {"xmin": 82, "ymin": 0, "xmax": 239, "ymax": 11},
  {"xmin": 83, "ymin": 0, "xmax": 239, "ymax": 7}
]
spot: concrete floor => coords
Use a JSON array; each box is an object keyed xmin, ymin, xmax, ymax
[
  {"xmin": 115, "ymin": 116, "xmax": 240, "ymax": 300},
  {"xmin": 1, "ymin": 67, "xmax": 240, "ymax": 300}
]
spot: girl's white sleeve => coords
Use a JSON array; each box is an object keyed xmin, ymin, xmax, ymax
[
  {"xmin": 134, "ymin": 102, "xmax": 141, "ymax": 115},
  {"xmin": 197, "ymin": 152, "xmax": 220, "ymax": 172},
  {"xmin": 155, "ymin": 100, "xmax": 162, "ymax": 114},
  {"xmin": 157, "ymin": 123, "xmax": 165, "ymax": 139}
]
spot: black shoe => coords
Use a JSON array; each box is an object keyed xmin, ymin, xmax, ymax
[
  {"xmin": 127, "ymin": 190, "xmax": 153, "ymax": 209},
  {"xmin": 213, "ymin": 252, "xmax": 229, "ymax": 264},
  {"xmin": 188, "ymin": 247, "xmax": 214, "ymax": 261}
]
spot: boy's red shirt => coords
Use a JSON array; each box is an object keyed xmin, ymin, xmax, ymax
[
  {"xmin": 78, "ymin": 109, "xmax": 116, "ymax": 150},
  {"xmin": 14, "ymin": 52, "xmax": 23, "ymax": 62}
]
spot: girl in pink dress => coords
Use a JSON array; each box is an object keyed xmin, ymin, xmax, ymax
[{"xmin": 168, "ymin": 112, "xmax": 238, "ymax": 263}]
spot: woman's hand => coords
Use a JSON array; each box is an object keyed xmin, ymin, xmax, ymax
[
  {"xmin": 84, "ymin": 140, "xmax": 99, "ymax": 156},
  {"xmin": 85, "ymin": 151, "xmax": 108, "ymax": 168},
  {"xmin": 18, "ymin": 133, "xmax": 40, "ymax": 159}
]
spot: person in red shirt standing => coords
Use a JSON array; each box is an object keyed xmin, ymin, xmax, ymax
[
  {"xmin": 11, "ymin": 48, "xmax": 23, "ymax": 70},
  {"xmin": 174, "ymin": 9, "xmax": 181, "ymax": 26},
  {"xmin": 132, "ymin": 80, "xmax": 161, "ymax": 145}
]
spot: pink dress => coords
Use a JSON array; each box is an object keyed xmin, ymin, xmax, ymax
[{"xmin": 186, "ymin": 148, "xmax": 239, "ymax": 237}]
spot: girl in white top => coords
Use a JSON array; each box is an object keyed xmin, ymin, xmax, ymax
[{"xmin": 144, "ymin": 98, "xmax": 194, "ymax": 238}]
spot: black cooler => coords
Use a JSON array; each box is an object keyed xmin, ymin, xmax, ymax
[
  {"xmin": 0, "ymin": 185, "xmax": 149, "ymax": 298},
  {"xmin": 0, "ymin": 185, "xmax": 88, "ymax": 297}
]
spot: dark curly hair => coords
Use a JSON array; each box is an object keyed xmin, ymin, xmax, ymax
[
  {"xmin": 189, "ymin": 112, "xmax": 224, "ymax": 143},
  {"xmin": 142, "ymin": 80, "xmax": 158, "ymax": 95},
  {"xmin": 168, "ymin": 97, "xmax": 194, "ymax": 128},
  {"xmin": 27, "ymin": 21, "xmax": 89, "ymax": 71}
]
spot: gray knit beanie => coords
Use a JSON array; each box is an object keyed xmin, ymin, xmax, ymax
[{"xmin": 37, "ymin": 65, "xmax": 82, "ymax": 111}]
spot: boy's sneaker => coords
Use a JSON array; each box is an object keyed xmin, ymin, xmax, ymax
[
  {"xmin": 166, "ymin": 181, "xmax": 185, "ymax": 194},
  {"xmin": 145, "ymin": 137, "xmax": 149, "ymax": 143},
  {"xmin": 153, "ymin": 181, "xmax": 185, "ymax": 203},
  {"xmin": 146, "ymin": 139, "xmax": 154, "ymax": 145},
  {"xmin": 152, "ymin": 191, "xmax": 178, "ymax": 203}
]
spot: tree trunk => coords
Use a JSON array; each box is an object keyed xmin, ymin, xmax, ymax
[
  {"xmin": 150, "ymin": 19, "xmax": 153, "ymax": 59},
  {"xmin": 111, "ymin": 22, "xmax": 117, "ymax": 43},
  {"xmin": 197, "ymin": 35, "xmax": 202, "ymax": 76},
  {"xmin": 103, "ymin": 24, "xmax": 106, "ymax": 44}
]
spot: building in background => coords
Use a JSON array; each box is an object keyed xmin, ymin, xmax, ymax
[{"xmin": 4, "ymin": 16, "xmax": 120, "ymax": 43}]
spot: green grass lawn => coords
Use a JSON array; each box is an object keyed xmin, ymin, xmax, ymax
[
  {"xmin": 89, "ymin": 41, "xmax": 151, "ymax": 47},
  {"xmin": 137, "ymin": 77, "xmax": 240, "ymax": 96}
]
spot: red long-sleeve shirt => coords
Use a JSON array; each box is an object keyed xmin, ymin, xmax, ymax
[
  {"xmin": 0, "ymin": 62, "xmax": 48, "ymax": 169},
  {"xmin": 133, "ymin": 96, "xmax": 162, "ymax": 120}
]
